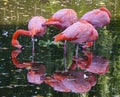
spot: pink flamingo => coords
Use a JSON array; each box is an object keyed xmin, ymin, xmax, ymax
[
  {"xmin": 79, "ymin": 7, "xmax": 111, "ymax": 48},
  {"xmin": 11, "ymin": 16, "xmax": 46, "ymax": 50},
  {"xmin": 44, "ymin": 9, "xmax": 78, "ymax": 67},
  {"xmin": 44, "ymin": 8, "xmax": 78, "ymax": 30},
  {"xmin": 80, "ymin": 7, "xmax": 111, "ymax": 28},
  {"xmin": 53, "ymin": 20, "xmax": 98, "ymax": 58}
]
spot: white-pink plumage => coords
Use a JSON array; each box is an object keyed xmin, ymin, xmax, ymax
[
  {"xmin": 54, "ymin": 20, "xmax": 98, "ymax": 45},
  {"xmin": 45, "ymin": 9, "xmax": 78, "ymax": 29},
  {"xmin": 80, "ymin": 7, "xmax": 111, "ymax": 28}
]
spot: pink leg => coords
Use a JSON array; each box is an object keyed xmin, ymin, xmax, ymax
[
  {"xmin": 64, "ymin": 40, "xmax": 67, "ymax": 70},
  {"xmin": 75, "ymin": 44, "xmax": 79, "ymax": 68},
  {"xmin": 31, "ymin": 37, "xmax": 35, "ymax": 62}
]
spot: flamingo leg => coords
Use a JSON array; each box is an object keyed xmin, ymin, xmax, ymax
[
  {"xmin": 75, "ymin": 44, "xmax": 79, "ymax": 68},
  {"xmin": 64, "ymin": 40, "xmax": 67, "ymax": 70},
  {"xmin": 93, "ymin": 41, "xmax": 96, "ymax": 50},
  {"xmin": 75, "ymin": 44, "xmax": 79, "ymax": 58},
  {"xmin": 31, "ymin": 37, "xmax": 35, "ymax": 62}
]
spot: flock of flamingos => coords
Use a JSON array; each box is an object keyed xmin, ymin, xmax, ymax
[
  {"xmin": 11, "ymin": 7, "xmax": 111, "ymax": 93},
  {"xmin": 11, "ymin": 7, "xmax": 111, "ymax": 50}
]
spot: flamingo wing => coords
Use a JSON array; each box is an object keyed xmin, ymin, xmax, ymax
[
  {"xmin": 54, "ymin": 21, "xmax": 98, "ymax": 44},
  {"xmin": 81, "ymin": 8, "xmax": 111, "ymax": 28},
  {"xmin": 45, "ymin": 9, "xmax": 78, "ymax": 29}
]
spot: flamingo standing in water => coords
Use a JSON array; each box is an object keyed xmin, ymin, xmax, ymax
[
  {"xmin": 44, "ymin": 8, "xmax": 78, "ymax": 68},
  {"xmin": 81, "ymin": 7, "xmax": 111, "ymax": 28},
  {"xmin": 79, "ymin": 7, "xmax": 111, "ymax": 48},
  {"xmin": 12, "ymin": 16, "xmax": 46, "ymax": 51},
  {"xmin": 44, "ymin": 8, "xmax": 78, "ymax": 50},
  {"xmin": 53, "ymin": 20, "xmax": 98, "ymax": 58}
]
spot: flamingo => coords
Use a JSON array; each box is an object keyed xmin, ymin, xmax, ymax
[
  {"xmin": 44, "ymin": 8, "xmax": 78, "ymax": 67},
  {"xmin": 53, "ymin": 20, "xmax": 98, "ymax": 58},
  {"xmin": 80, "ymin": 7, "xmax": 111, "ymax": 28},
  {"xmin": 80, "ymin": 7, "xmax": 111, "ymax": 49},
  {"xmin": 44, "ymin": 8, "xmax": 78, "ymax": 30},
  {"xmin": 11, "ymin": 16, "xmax": 46, "ymax": 50}
]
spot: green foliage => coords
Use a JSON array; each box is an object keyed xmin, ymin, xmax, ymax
[
  {"xmin": 95, "ymin": 27, "xmax": 113, "ymax": 58},
  {"xmin": 38, "ymin": 40, "xmax": 63, "ymax": 48}
]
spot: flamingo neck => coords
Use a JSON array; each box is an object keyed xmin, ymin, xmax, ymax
[
  {"xmin": 45, "ymin": 18, "xmax": 62, "ymax": 29},
  {"xmin": 12, "ymin": 29, "xmax": 31, "ymax": 40},
  {"xmin": 11, "ymin": 50, "xmax": 22, "ymax": 67},
  {"xmin": 12, "ymin": 29, "xmax": 31, "ymax": 48}
]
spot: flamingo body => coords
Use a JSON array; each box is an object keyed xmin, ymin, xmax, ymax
[
  {"xmin": 45, "ymin": 9, "xmax": 78, "ymax": 29},
  {"xmin": 54, "ymin": 20, "xmax": 98, "ymax": 45},
  {"xmin": 28, "ymin": 16, "xmax": 46, "ymax": 37},
  {"xmin": 81, "ymin": 7, "xmax": 111, "ymax": 28},
  {"xmin": 12, "ymin": 16, "xmax": 46, "ymax": 49}
]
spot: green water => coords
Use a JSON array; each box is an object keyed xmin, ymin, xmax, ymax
[{"xmin": 0, "ymin": 0, "xmax": 120, "ymax": 97}]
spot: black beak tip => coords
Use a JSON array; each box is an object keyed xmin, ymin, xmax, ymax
[
  {"xmin": 42, "ymin": 24, "xmax": 46, "ymax": 27},
  {"xmin": 79, "ymin": 44, "xmax": 84, "ymax": 50},
  {"xmin": 21, "ymin": 45, "xmax": 25, "ymax": 50}
]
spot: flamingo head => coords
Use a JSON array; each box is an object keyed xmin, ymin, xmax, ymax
[{"xmin": 12, "ymin": 39, "xmax": 22, "ymax": 49}]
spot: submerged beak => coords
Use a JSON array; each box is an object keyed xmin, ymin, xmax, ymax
[
  {"xmin": 42, "ymin": 23, "xmax": 47, "ymax": 27},
  {"xmin": 12, "ymin": 40, "xmax": 22, "ymax": 49}
]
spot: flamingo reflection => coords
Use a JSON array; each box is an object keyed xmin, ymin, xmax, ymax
[
  {"xmin": 11, "ymin": 49, "xmax": 109, "ymax": 93},
  {"xmin": 69, "ymin": 50, "xmax": 109, "ymax": 75},
  {"xmin": 27, "ymin": 63, "xmax": 46, "ymax": 84},
  {"xmin": 45, "ymin": 70, "xmax": 97, "ymax": 93},
  {"xmin": 11, "ymin": 50, "xmax": 46, "ymax": 84}
]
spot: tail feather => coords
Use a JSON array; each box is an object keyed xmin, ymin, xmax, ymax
[{"xmin": 53, "ymin": 33, "xmax": 66, "ymax": 42}]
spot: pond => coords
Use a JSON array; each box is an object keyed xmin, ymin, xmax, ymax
[{"xmin": 0, "ymin": 0, "xmax": 120, "ymax": 97}]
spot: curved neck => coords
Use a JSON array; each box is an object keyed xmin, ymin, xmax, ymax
[
  {"xmin": 12, "ymin": 29, "xmax": 31, "ymax": 40},
  {"xmin": 11, "ymin": 50, "xmax": 31, "ymax": 68},
  {"xmin": 11, "ymin": 50, "xmax": 22, "ymax": 68}
]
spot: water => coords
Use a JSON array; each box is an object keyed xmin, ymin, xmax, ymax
[{"xmin": 0, "ymin": 0, "xmax": 120, "ymax": 97}]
